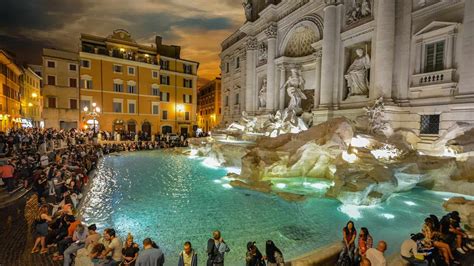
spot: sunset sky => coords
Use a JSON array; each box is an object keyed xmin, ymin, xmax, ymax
[{"xmin": 0, "ymin": 0, "xmax": 246, "ymax": 83}]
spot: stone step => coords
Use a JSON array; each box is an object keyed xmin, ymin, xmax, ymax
[{"xmin": 0, "ymin": 186, "xmax": 31, "ymax": 209}]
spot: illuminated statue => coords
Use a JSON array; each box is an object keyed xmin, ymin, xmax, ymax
[
  {"xmin": 259, "ymin": 78, "xmax": 267, "ymax": 108},
  {"xmin": 281, "ymin": 68, "xmax": 306, "ymax": 112},
  {"xmin": 243, "ymin": 1, "xmax": 252, "ymax": 21},
  {"xmin": 345, "ymin": 48, "xmax": 370, "ymax": 98}
]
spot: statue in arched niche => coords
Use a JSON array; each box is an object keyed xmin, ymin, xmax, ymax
[
  {"xmin": 259, "ymin": 78, "xmax": 267, "ymax": 108},
  {"xmin": 345, "ymin": 48, "xmax": 370, "ymax": 98},
  {"xmin": 281, "ymin": 68, "xmax": 306, "ymax": 112}
]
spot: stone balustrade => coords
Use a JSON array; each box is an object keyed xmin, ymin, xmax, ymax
[{"xmin": 411, "ymin": 69, "xmax": 455, "ymax": 87}]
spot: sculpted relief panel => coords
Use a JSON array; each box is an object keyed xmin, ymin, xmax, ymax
[{"xmin": 344, "ymin": 0, "xmax": 372, "ymax": 26}]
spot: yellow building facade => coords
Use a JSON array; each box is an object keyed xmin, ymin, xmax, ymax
[
  {"xmin": 197, "ymin": 77, "xmax": 222, "ymax": 132},
  {"xmin": 20, "ymin": 67, "xmax": 42, "ymax": 127},
  {"xmin": 0, "ymin": 50, "xmax": 22, "ymax": 131},
  {"xmin": 42, "ymin": 48, "xmax": 80, "ymax": 129},
  {"xmin": 79, "ymin": 29, "xmax": 198, "ymax": 136}
]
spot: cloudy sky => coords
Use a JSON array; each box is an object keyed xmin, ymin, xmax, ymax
[{"xmin": 0, "ymin": 0, "xmax": 245, "ymax": 83}]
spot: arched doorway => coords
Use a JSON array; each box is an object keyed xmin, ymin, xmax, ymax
[
  {"xmin": 142, "ymin": 121, "xmax": 151, "ymax": 135},
  {"xmin": 127, "ymin": 120, "xmax": 136, "ymax": 133},
  {"xmin": 161, "ymin": 125, "xmax": 172, "ymax": 134},
  {"xmin": 113, "ymin": 119, "xmax": 124, "ymax": 133}
]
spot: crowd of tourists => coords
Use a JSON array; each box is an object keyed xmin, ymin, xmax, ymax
[
  {"xmin": 337, "ymin": 213, "xmax": 474, "ymax": 266},
  {"xmin": 98, "ymin": 130, "xmax": 190, "ymax": 148},
  {"xmin": 1, "ymin": 127, "xmax": 473, "ymax": 266}
]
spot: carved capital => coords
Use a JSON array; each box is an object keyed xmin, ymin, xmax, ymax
[
  {"xmin": 246, "ymin": 37, "xmax": 258, "ymax": 50},
  {"xmin": 264, "ymin": 23, "xmax": 278, "ymax": 39}
]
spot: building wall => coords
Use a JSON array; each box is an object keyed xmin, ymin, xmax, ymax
[
  {"xmin": 220, "ymin": 0, "xmax": 474, "ymax": 147},
  {"xmin": 79, "ymin": 30, "xmax": 198, "ymax": 135},
  {"xmin": 42, "ymin": 48, "xmax": 79, "ymax": 129},
  {"xmin": 21, "ymin": 67, "xmax": 42, "ymax": 127},
  {"xmin": 0, "ymin": 50, "xmax": 22, "ymax": 131},
  {"xmin": 198, "ymin": 78, "xmax": 222, "ymax": 132}
]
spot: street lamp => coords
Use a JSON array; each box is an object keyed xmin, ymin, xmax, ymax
[{"xmin": 83, "ymin": 102, "xmax": 101, "ymax": 134}]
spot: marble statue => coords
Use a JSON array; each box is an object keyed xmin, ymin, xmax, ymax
[
  {"xmin": 263, "ymin": 109, "xmax": 309, "ymax": 137},
  {"xmin": 259, "ymin": 79, "xmax": 267, "ymax": 108},
  {"xmin": 226, "ymin": 111, "xmax": 257, "ymax": 133},
  {"xmin": 345, "ymin": 48, "xmax": 370, "ymax": 98},
  {"xmin": 364, "ymin": 96, "xmax": 393, "ymax": 137},
  {"xmin": 243, "ymin": 1, "xmax": 252, "ymax": 21},
  {"xmin": 258, "ymin": 42, "xmax": 268, "ymax": 63},
  {"xmin": 281, "ymin": 68, "xmax": 306, "ymax": 112}
]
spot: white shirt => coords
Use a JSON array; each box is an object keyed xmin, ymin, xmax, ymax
[
  {"xmin": 400, "ymin": 239, "xmax": 426, "ymax": 258},
  {"xmin": 108, "ymin": 237, "xmax": 123, "ymax": 262},
  {"xmin": 366, "ymin": 248, "xmax": 386, "ymax": 266}
]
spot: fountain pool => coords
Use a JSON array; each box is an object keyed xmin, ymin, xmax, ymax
[{"xmin": 80, "ymin": 150, "xmax": 471, "ymax": 265}]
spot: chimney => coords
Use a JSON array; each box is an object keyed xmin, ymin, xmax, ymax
[{"xmin": 155, "ymin": 36, "xmax": 163, "ymax": 47}]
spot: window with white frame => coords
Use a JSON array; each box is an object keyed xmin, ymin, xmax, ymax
[
  {"xmin": 128, "ymin": 100, "xmax": 136, "ymax": 114},
  {"xmin": 81, "ymin": 59, "xmax": 90, "ymax": 68},
  {"xmin": 160, "ymin": 75, "xmax": 170, "ymax": 85},
  {"xmin": 113, "ymin": 64, "xmax": 123, "ymax": 73},
  {"xmin": 183, "ymin": 64, "xmax": 192, "ymax": 74},
  {"xmin": 81, "ymin": 75, "xmax": 93, "ymax": 89},
  {"xmin": 413, "ymin": 22, "xmax": 458, "ymax": 75},
  {"xmin": 113, "ymin": 99, "xmax": 123, "ymax": 113},
  {"xmin": 160, "ymin": 91, "xmax": 170, "ymax": 102},
  {"xmin": 152, "ymin": 102, "xmax": 159, "ymax": 115},
  {"xmin": 160, "ymin": 59, "xmax": 169, "ymax": 70},
  {"xmin": 183, "ymin": 94, "xmax": 192, "ymax": 104},
  {"xmin": 47, "ymin": 60, "xmax": 56, "ymax": 68},
  {"xmin": 151, "ymin": 84, "xmax": 159, "ymax": 96},
  {"xmin": 81, "ymin": 99, "xmax": 91, "ymax": 111},
  {"xmin": 128, "ymin": 66, "xmax": 135, "ymax": 76},
  {"xmin": 69, "ymin": 64, "xmax": 77, "ymax": 71},
  {"xmin": 114, "ymin": 79, "xmax": 123, "ymax": 92},
  {"xmin": 183, "ymin": 79, "xmax": 193, "ymax": 88},
  {"xmin": 152, "ymin": 70, "xmax": 159, "ymax": 79},
  {"xmin": 127, "ymin": 84, "xmax": 137, "ymax": 94}
]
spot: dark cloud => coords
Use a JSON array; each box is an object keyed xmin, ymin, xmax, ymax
[
  {"xmin": 0, "ymin": 35, "xmax": 52, "ymax": 65},
  {"xmin": 0, "ymin": 0, "xmax": 86, "ymax": 33}
]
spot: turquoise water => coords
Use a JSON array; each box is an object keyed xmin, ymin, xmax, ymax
[{"xmin": 80, "ymin": 151, "xmax": 471, "ymax": 265}]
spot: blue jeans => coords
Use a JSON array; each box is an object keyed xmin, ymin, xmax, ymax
[
  {"xmin": 338, "ymin": 244, "xmax": 355, "ymax": 263},
  {"xmin": 63, "ymin": 242, "xmax": 84, "ymax": 266},
  {"xmin": 401, "ymin": 255, "xmax": 429, "ymax": 266}
]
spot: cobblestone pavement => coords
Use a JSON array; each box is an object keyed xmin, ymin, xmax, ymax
[{"xmin": 0, "ymin": 194, "xmax": 59, "ymax": 266}]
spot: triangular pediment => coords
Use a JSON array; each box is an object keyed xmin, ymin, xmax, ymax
[{"xmin": 415, "ymin": 21, "xmax": 458, "ymax": 36}]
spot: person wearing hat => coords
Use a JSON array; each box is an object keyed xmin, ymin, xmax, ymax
[{"xmin": 245, "ymin": 241, "xmax": 264, "ymax": 266}]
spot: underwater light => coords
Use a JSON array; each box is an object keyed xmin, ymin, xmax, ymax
[
  {"xmin": 222, "ymin": 184, "xmax": 232, "ymax": 189},
  {"xmin": 213, "ymin": 180, "xmax": 222, "ymax": 184},
  {"xmin": 404, "ymin": 201, "xmax": 416, "ymax": 206},
  {"xmin": 338, "ymin": 205, "xmax": 362, "ymax": 219},
  {"xmin": 202, "ymin": 157, "xmax": 221, "ymax": 169},
  {"xmin": 342, "ymin": 151, "xmax": 357, "ymax": 163},
  {"xmin": 310, "ymin": 183, "xmax": 330, "ymax": 190},
  {"xmin": 275, "ymin": 183, "xmax": 287, "ymax": 189},
  {"xmin": 381, "ymin": 213, "xmax": 395, "ymax": 219},
  {"xmin": 351, "ymin": 136, "xmax": 371, "ymax": 148}
]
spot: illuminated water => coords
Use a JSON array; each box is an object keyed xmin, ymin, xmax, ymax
[{"xmin": 80, "ymin": 151, "xmax": 472, "ymax": 265}]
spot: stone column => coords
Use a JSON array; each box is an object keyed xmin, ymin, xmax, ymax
[
  {"xmin": 320, "ymin": 0, "xmax": 338, "ymax": 108},
  {"xmin": 314, "ymin": 50, "xmax": 322, "ymax": 109},
  {"xmin": 373, "ymin": 0, "xmax": 395, "ymax": 100},
  {"xmin": 458, "ymin": 0, "xmax": 474, "ymax": 95},
  {"xmin": 265, "ymin": 23, "xmax": 278, "ymax": 112},
  {"xmin": 278, "ymin": 64, "xmax": 287, "ymax": 110},
  {"xmin": 245, "ymin": 37, "xmax": 258, "ymax": 113}
]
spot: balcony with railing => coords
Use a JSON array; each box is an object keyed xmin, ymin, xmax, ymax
[
  {"xmin": 409, "ymin": 69, "xmax": 457, "ymax": 99},
  {"xmin": 411, "ymin": 69, "xmax": 455, "ymax": 87}
]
